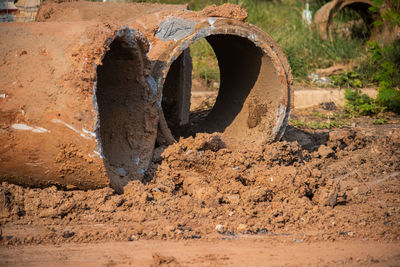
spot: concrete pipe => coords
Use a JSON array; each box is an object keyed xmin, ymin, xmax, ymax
[
  {"xmin": 0, "ymin": 22, "xmax": 159, "ymax": 193},
  {"xmin": 152, "ymin": 17, "xmax": 293, "ymax": 147},
  {"xmin": 314, "ymin": 0, "xmax": 375, "ymax": 40},
  {"xmin": 37, "ymin": 2, "xmax": 293, "ymax": 148},
  {"xmin": 3, "ymin": 3, "xmax": 293, "ymax": 192}
]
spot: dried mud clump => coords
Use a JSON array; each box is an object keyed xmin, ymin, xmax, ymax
[
  {"xmin": 201, "ymin": 3, "xmax": 248, "ymax": 21},
  {"xmin": 1, "ymin": 130, "xmax": 400, "ymax": 246}
]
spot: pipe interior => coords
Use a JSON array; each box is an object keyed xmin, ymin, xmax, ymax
[
  {"xmin": 162, "ymin": 34, "xmax": 282, "ymax": 144},
  {"xmin": 96, "ymin": 36, "xmax": 148, "ymax": 190},
  {"xmin": 333, "ymin": 3, "xmax": 374, "ymax": 39}
]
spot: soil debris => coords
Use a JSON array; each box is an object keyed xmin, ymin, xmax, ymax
[
  {"xmin": 0, "ymin": 127, "xmax": 399, "ymax": 246},
  {"xmin": 202, "ymin": 3, "xmax": 248, "ymax": 21}
]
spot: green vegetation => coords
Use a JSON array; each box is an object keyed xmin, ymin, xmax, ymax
[
  {"xmin": 290, "ymin": 118, "xmax": 350, "ymax": 129},
  {"xmin": 131, "ymin": 0, "xmax": 400, "ymax": 115},
  {"xmin": 331, "ymin": 71, "xmax": 363, "ymax": 88},
  {"xmin": 237, "ymin": 0, "xmax": 365, "ymax": 80},
  {"xmin": 190, "ymin": 39, "xmax": 220, "ymax": 88},
  {"xmin": 134, "ymin": 0, "xmax": 367, "ymax": 81},
  {"xmin": 372, "ymin": 117, "xmax": 389, "ymax": 124},
  {"xmin": 367, "ymin": 41, "xmax": 400, "ymax": 113},
  {"xmin": 344, "ymin": 88, "xmax": 384, "ymax": 115}
]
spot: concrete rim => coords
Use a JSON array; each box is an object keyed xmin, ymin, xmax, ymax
[{"xmin": 152, "ymin": 18, "xmax": 293, "ymax": 145}]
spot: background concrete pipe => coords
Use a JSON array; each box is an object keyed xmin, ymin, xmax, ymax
[
  {"xmin": 0, "ymin": 22, "xmax": 159, "ymax": 193},
  {"xmin": 314, "ymin": 0, "xmax": 375, "ymax": 40}
]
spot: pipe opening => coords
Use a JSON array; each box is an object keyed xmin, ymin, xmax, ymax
[
  {"xmin": 161, "ymin": 34, "xmax": 283, "ymax": 146},
  {"xmin": 329, "ymin": 2, "xmax": 374, "ymax": 40},
  {"xmin": 96, "ymin": 34, "xmax": 152, "ymax": 192}
]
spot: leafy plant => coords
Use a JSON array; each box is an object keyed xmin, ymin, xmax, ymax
[
  {"xmin": 367, "ymin": 41, "xmax": 400, "ymax": 113},
  {"xmin": 344, "ymin": 88, "xmax": 384, "ymax": 115},
  {"xmin": 290, "ymin": 118, "xmax": 350, "ymax": 129},
  {"xmin": 372, "ymin": 117, "xmax": 389, "ymax": 124},
  {"xmin": 330, "ymin": 71, "xmax": 363, "ymax": 88}
]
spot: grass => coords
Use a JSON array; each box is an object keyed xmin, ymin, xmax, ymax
[
  {"xmin": 290, "ymin": 118, "xmax": 350, "ymax": 129},
  {"xmin": 129, "ymin": 0, "xmax": 369, "ymax": 83},
  {"xmin": 238, "ymin": 0, "xmax": 367, "ymax": 80},
  {"xmin": 190, "ymin": 39, "xmax": 220, "ymax": 88},
  {"xmin": 92, "ymin": 0, "xmax": 397, "ymax": 95}
]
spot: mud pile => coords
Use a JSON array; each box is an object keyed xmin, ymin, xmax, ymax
[{"xmin": 1, "ymin": 128, "xmax": 399, "ymax": 245}]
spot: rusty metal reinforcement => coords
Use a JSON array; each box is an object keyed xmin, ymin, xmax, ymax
[{"xmin": 1, "ymin": 3, "xmax": 293, "ymax": 193}]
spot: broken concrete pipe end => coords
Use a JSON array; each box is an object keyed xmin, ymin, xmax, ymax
[
  {"xmin": 0, "ymin": 22, "xmax": 158, "ymax": 194},
  {"xmin": 0, "ymin": 5, "xmax": 293, "ymax": 193},
  {"xmin": 152, "ymin": 17, "xmax": 293, "ymax": 147}
]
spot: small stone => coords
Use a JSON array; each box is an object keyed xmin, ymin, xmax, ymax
[
  {"xmin": 215, "ymin": 224, "xmax": 224, "ymax": 233},
  {"xmin": 165, "ymin": 225, "xmax": 176, "ymax": 232},
  {"xmin": 128, "ymin": 234, "xmax": 136, "ymax": 241},
  {"xmin": 237, "ymin": 224, "xmax": 247, "ymax": 233},
  {"xmin": 62, "ymin": 230, "xmax": 75, "ymax": 238},
  {"xmin": 320, "ymin": 101, "xmax": 337, "ymax": 111}
]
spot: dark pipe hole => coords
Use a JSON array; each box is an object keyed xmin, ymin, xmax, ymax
[
  {"xmin": 96, "ymin": 37, "xmax": 150, "ymax": 192},
  {"xmin": 161, "ymin": 34, "xmax": 262, "ymax": 139},
  {"xmin": 331, "ymin": 3, "xmax": 375, "ymax": 40}
]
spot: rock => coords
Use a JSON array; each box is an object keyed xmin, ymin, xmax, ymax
[
  {"xmin": 165, "ymin": 225, "xmax": 176, "ymax": 232},
  {"xmin": 152, "ymin": 252, "xmax": 179, "ymax": 266},
  {"xmin": 320, "ymin": 101, "xmax": 337, "ymax": 111},
  {"xmin": 237, "ymin": 224, "xmax": 247, "ymax": 233},
  {"xmin": 62, "ymin": 230, "xmax": 75, "ymax": 238},
  {"xmin": 320, "ymin": 188, "xmax": 338, "ymax": 207},
  {"xmin": 215, "ymin": 224, "xmax": 224, "ymax": 233},
  {"xmin": 128, "ymin": 234, "xmax": 136, "ymax": 241},
  {"xmin": 194, "ymin": 133, "xmax": 226, "ymax": 152}
]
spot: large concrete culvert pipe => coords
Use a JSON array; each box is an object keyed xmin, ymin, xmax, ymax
[
  {"xmin": 152, "ymin": 17, "xmax": 293, "ymax": 147},
  {"xmin": 36, "ymin": 1, "xmax": 293, "ymax": 147},
  {"xmin": 2, "ymin": 3, "xmax": 293, "ymax": 192},
  {"xmin": 0, "ymin": 22, "xmax": 159, "ymax": 193}
]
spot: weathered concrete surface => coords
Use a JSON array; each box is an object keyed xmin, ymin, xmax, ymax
[
  {"xmin": 37, "ymin": 1, "xmax": 294, "ymax": 146},
  {"xmin": 0, "ymin": 22, "xmax": 159, "ymax": 193},
  {"xmin": 293, "ymin": 87, "xmax": 377, "ymax": 109},
  {"xmin": 151, "ymin": 16, "xmax": 293, "ymax": 146},
  {"xmin": 2, "ymin": 2, "xmax": 294, "ymax": 191}
]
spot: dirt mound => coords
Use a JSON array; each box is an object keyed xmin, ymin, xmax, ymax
[
  {"xmin": 202, "ymin": 3, "xmax": 248, "ymax": 21},
  {"xmin": 1, "ymin": 128, "xmax": 399, "ymax": 245}
]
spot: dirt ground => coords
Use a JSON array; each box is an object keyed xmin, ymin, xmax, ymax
[{"xmin": 1, "ymin": 95, "xmax": 400, "ymax": 265}]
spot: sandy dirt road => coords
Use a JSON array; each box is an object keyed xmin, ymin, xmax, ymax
[{"xmin": 1, "ymin": 239, "xmax": 400, "ymax": 266}]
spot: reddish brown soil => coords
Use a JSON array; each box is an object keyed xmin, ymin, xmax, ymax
[{"xmin": 1, "ymin": 110, "xmax": 400, "ymax": 263}]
